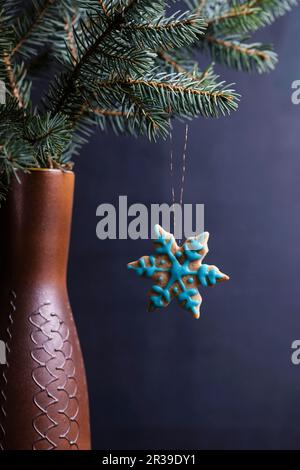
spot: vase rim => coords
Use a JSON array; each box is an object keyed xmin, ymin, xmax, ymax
[{"xmin": 26, "ymin": 167, "xmax": 74, "ymax": 174}]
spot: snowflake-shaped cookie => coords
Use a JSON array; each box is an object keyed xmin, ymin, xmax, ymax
[{"xmin": 127, "ymin": 224, "xmax": 229, "ymax": 319}]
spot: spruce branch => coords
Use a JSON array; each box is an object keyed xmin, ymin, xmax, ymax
[
  {"xmin": 202, "ymin": 0, "xmax": 298, "ymax": 33},
  {"xmin": 49, "ymin": 12, "xmax": 126, "ymax": 116},
  {"xmin": 2, "ymin": 54, "xmax": 25, "ymax": 107},
  {"xmin": 120, "ymin": 12, "xmax": 207, "ymax": 50},
  {"xmin": 0, "ymin": 98, "xmax": 37, "ymax": 199},
  {"xmin": 157, "ymin": 50, "xmax": 189, "ymax": 75},
  {"xmin": 9, "ymin": 0, "xmax": 75, "ymax": 59},
  {"xmin": 206, "ymin": 2, "xmax": 266, "ymax": 32},
  {"xmin": 64, "ymin": 13, "xmax": 79, "ymax": 64},
  {"xmin": 125, "ymin": 75, "xmax": 238, "ymax": 118},
  {"xmin": 187, "ymin": 0, "xmax": 295, "ymax": 72},
  {"xmin": 0, "ymin": 0, "xmax": 297, "ymax": 199},
  {"xmin": 157, "ymin": 49, "xmax": 215, "ymax": 84},
  {"xmin": 10, "ymin": 0, "xmax": 55, "ymax": 58},
  {"xmin": 203, "ymin": 35, "xmax": 277, "ymax": 72},
  {"xmin": 97, "ymin": 0, "xmax": 110, "ymax": 17},
  {"xmin": 93, "ymin": 72, "xmax": 239, "ymax": 120},
  {"xmin": 47, "ymin": 3, "xmax": 205, "ymax": 127},
  {"xmin": 23, "ymin": 113, "xmax": 72, "ymax": 164},
  {"xmin": 197, "ymin": 0, "xmax": 206, "ymax": 13},
  {"xmin": 90, "ymin": 99, "xmax": 169, "ymax": 140},
  {"xmin": 156, "ymin": 49, "xmax": 213, "ymax": 91},
  {"xmin": 250, "ymin": 0, "xmax": 297, "ymax": 21},
  {"xmin": 49, "ymin": 2, "xmax": 171, "ymax": 116},
  {"xmin": 91, "ymin": 107, "xmax": 132, "ymax": 117},
  {"xmin": 0, "ymin": 8, "xmax": 29, "ymax": 108}
]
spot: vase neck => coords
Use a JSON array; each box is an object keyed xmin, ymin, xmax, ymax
[{"xmin": 0, "ymin": 170, "xmax": 75, "ymax": 285}]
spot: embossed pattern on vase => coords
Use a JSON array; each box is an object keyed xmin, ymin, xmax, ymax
[
  {"xmin": 0, "ymin": 170, "xmax": 91, "ymax": 450},
  {"xmin": 0, "ymin": 291, "xmax": 16, "ymax": 450},
  {"xmin": 29, "ymin": 302, "xmax": 80, "ymax": 450}
]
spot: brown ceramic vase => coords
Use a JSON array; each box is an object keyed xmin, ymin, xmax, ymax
[{"xmin": 0, "ymin": 169, "xmax": 91, "ymax": 450}]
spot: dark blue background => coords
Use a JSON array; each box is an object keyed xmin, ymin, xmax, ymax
[{"xmin": 68, "ymin": 8, "xmax": 300, "ymax": 449}]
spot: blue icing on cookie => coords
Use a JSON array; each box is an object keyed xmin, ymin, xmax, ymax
[
  {"xmin": 189, "ymin": 238, "xmax": 204, "ymax": 251},
  {"xmin": 127, "ymin": 225, "xmax": 229, "ymax": 318},
  {"xmin": 178, "ymin": 290, "xmax": 200, "ymax": 315},
  {"xmin": 152, "ymin": 284, "xmax": 170, "ymax": 303},
  {"xmin": 197, "ymin": 264, "xmax": 224, "ymax": 287},
  {"xmin": 127, "ymin": 255, "xmax": 157, "ymax": 278},
  {"xmin": 183, "ymin": 243, "xmax": 202, "ymax": 261}
]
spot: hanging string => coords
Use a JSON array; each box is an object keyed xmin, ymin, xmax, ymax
[
  {"xmin": 169, "ymin": 122, "xmax": 189, "ymax": 245},
  {"xmin": 180, "ymin": 123, "xmax": 189, "ymax": 208},
  {"xmin": 169, "ymin": 125, "xmax": 175, "ymax": 209}
]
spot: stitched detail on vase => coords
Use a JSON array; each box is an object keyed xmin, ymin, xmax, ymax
[
  {"xmin": 29, "ymin": 303, "xmax": 80, "ymax": 450},
  {"xmin": 0, "ymin": 290, "xmax": 16, "ymax": 451}
]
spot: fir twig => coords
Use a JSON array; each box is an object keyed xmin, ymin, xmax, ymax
[
  {"xmin": 0, "ymin": 0, "xmax": 297, "ymax": 200},
  {"xmin": 98, "ymin": 0, "xmax": 109, "ymax": 17},
  {"xmin": 3, "ymin": 54, "xmax": 25, "ymax": 107},
  {"xmin": 64, "ymin": 14, "xmax": 78, "ymax": 64},
  {"xmin": 204, "ymin": 35, "xmax": 277, "ymax": 72},
  {"xmin": 10, "ymin": 0, "xmax": 56, "ymax": 58}
]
